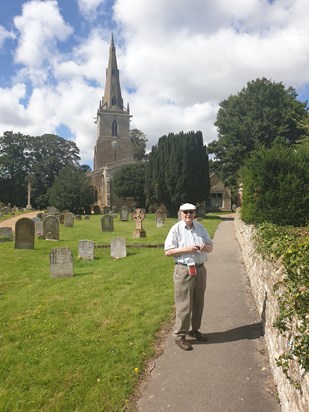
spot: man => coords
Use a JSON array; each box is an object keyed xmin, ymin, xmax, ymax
[{"xmin": 164, "ymin": 203, "xmax": 213, "ymax": 351}]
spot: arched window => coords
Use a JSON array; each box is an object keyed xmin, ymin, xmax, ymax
[
  {"xmin": 112, "ymin": 121, "xmax": 118, "ymax": 136},
  {"xmin": 112, "ymin": 96, "xmax": 116, "ymax": 106},
  {"xmin": 112, "ymin": 68, "xmax": 115, "ymax": 76}
]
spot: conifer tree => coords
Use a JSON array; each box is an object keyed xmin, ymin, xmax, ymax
[{"xmin": 145, "ymin": 131, "xmax": 210, "ymax": 215}]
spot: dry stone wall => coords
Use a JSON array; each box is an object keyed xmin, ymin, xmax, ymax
[{"xmin": 234, "ymin": 212, "xmax": 308, "ymax": 412}]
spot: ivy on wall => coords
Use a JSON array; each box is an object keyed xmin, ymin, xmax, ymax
[{"xmin": 254, "ymin": 223, "xmax": 309, "ymax": 388}]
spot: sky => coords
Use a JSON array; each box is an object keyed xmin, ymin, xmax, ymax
[{"xmin": 0, "ymin": 0, "xmax": 309, "ymax": 167}]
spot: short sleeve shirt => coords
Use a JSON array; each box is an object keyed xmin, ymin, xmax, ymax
[{"xmin": 164, "ymin": 220, "xmax": 213, "ymax": 265}]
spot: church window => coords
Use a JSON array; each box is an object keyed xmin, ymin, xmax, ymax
[
  {"xmin": 112, "ymin": 96, "xmax": 116, "ymax": 105},
  {"xmin": 112, "ymin": 121, "xmax": 118, "ymax": 136},
  {"xmin": 112, "ymin": 68, "xmax": 115, "ymax": 76}
]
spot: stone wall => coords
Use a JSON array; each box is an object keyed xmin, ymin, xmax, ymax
[{"xmin": 234, "ymin": 212, "xmax": 309, "ymax": 412}]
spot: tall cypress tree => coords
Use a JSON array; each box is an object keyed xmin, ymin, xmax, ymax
[{"xmin": 145, "ymin": 131, "xmax": 210, "ymax": 215}]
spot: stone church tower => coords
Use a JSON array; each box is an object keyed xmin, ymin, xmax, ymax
[{"xmin": 90, "ymin": 34, "xmax": 134, "ymax": 209}]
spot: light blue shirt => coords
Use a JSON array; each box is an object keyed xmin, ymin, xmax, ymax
[{"xmin": 164, "ymin": 220, "xmax": 213, "ymax": 265}]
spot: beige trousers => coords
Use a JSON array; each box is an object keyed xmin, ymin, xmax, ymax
[{"xmin": 173, "ymin": 263, "xmax": 207, "ymax": 338}]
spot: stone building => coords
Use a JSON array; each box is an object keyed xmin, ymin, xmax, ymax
[
  {"xmin": 89, "ymin": 34, "xmax": 135, "ymax": 209},
  {"xmin": 208, "ymin": 173, "xmax": 232, "ymax": 211}
]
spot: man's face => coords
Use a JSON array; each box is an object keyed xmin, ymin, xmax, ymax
[{"xmin": 181, "ymin": 209, "xmax": 195, "ymax": 226}]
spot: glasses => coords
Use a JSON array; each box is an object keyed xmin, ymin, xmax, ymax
[{"xmin": 182, "ymin": 210, "xmax": 194, "ymax": 215}]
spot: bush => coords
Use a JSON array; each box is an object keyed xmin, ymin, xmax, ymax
[{"xmin": 240, "ymin": 144, "xmax": 309, "ymax": 226}]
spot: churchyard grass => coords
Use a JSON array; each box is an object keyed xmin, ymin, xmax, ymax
[{"xmin": 0, "ymin": 214, "xmax": 221, "ymax": 411}]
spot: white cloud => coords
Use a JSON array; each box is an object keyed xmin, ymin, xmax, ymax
[{"xmin": 13, "ymin": 0, "xmax": 73, "ymax": 68}]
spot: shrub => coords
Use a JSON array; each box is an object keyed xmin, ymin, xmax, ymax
[{"xmin": 240, "ymin": 144, "xmax": 309, "ymax": 226}]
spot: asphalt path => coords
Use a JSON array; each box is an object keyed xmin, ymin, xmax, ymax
[{"xmin": 136, "ymin": 217, "xmax": 281, "ymax": 412}]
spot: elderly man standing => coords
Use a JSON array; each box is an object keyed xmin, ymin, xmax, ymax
[{"xmin": 164, "ymin": 203, "xmax": 213, "ymax": 351}]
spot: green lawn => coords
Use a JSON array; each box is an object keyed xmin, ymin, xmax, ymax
[{"xmin": 0, "ymin": 213, "xmax": 221, "ymax": 411}]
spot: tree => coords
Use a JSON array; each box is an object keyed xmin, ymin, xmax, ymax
[
  {"xmin": 208, "ymin": 78, "xmax": 308, "ymax": 189},
  {"xmin": 112, "ymin": 163, "xmax": 146, "ymax": 207},
  {"xmin": 48, "ymin": 163, "xmax": 96, "ymax": 213},
  {"xmin": 0, "ymin": 131, "xmax": 80, "ymax": 207},
  {"xmin": 145, "ymin": 131, "xmax": 210, "ymax": 216},
  {"xmin": 129, "ymin": 129, "xmax": 148, "ymax": 161},
  {"xmin": 240, "ymin": 142, "xmax": 309, "ymax": 226}
]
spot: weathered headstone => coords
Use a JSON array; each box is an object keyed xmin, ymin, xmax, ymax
[
  {"xmin": 101, "ymin": 215, "xmax": 114, "ymax": 232},
  {"xmin": 120, "ymin": 206, "xmax": 130, "ymax": 221},
  {"xmin": 0, "ymin": 227, "xmax": 13, "ymax": 242},
  {"xmin": 131, "ymin": 208, "xmax": 146, "ymax": 238},
  {"xmin": 78, "ymin": 240, "xmax": 95, "ymax": 260},
  {"xmin": 47, "ymin": 206, "xmax": 59, "ymax": 215},
  {"xmin": 64, "ymin": 212, "xmax": 74, "ymax": 227},
  {"xmin": 43, "ymin": 215, "xmax": 59, "ymax": 240},
  {"xmin": 103, "ymin": 206, "xmax": 110, "ymax": 215},
  {"xmin": 155, "ymin": 208, "xmax": 166, "ymax": 227},
  {"xmin": 59, "ymin": 213, "xmax": 65, "ymax": 224},
  {"xmin": 110, "ymin": 237, "xmax": 127, "ymax": 259},
  {"xmin": 50, "ymin": 247, "xmax": 74, "ymax": 278},
  {"xmin": 35, "ymin": 221, "xmax": 43, "ymax": 236},
  {"xmin": 15, "ymin": 218, "xmax": 34, "ymax": 249}
]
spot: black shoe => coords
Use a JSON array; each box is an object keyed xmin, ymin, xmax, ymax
[
  {"xmin": 188, "ymin": 330, "xmax": 208, "ymax": 342},
  {"xmin": 175, "ymin": 336, "xmax": 193, "ymax": 351}
]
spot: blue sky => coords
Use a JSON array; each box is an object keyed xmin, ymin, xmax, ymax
[{"xmin": 0, "ymin": 0, "xmax": 308, "ymax": 167}]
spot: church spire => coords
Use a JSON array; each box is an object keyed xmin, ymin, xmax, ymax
[{"xmin": 102, "ymin": 33, "xmax": 124, "ymax": 111}]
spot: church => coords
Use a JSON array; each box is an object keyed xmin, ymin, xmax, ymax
[{"xmin": 89, "ymin": 34, "xmax": 135, "ymax": 210}]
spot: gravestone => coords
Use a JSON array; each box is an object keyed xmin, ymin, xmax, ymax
[
  {"xmin": 15, "ymin": 218, "xmax": 34, "ymax": 249},
  {"xmin": 0, "ymin": 227, "xmax": 13, "ymax": 242},
  {"xmin": 50, "ymin": 247, "xmax": 73, "ymax": 278},
  {"xmin": 47, "ymin": 206, "xmax": 59, "ymax": 215},
  {"xmin": 32, "ymin": 216, "xmax": 41, "ymax": 224},
  {"xmin": 59, "ymin": 213, "xmax": 65, "ymax": 224},
  {"xmin": 78, "ymin": 240, "xmax": 95, "ymax": 260},
  {"xmin": 84, "ymin": 215, "xmax": 90, "ymax": 220},
  {"xmin": 155, "ymin": 208, "xmax": 166, "ymax": 227},
  {"xmin": 120, "ymin": 206, "xmax": 130, "ymax": 221},
  {"xmin": 43, "ymin": 215, "xmax": 59, "ymax": 240},
  {"xmin": 101, "ymin": 215, "xmax": 114, "ymax": 232},
  {"xmin": 75, "ymin": 214, "xmax": 82, "ymax": 220},
  {"xmin": 103, "ymin": 206, "xmax": 110, "ymax": 215},
  {"xmin": 35, "ymin": 221, "xmax": 43, "ymax": 236},
  {"xmin": 131, "ymin": 208, "xmax": 146, "ymax": 238},
  {"xmin": 64, "ymin": 212, "xmax": 74, "ymax": 227},
  {"xmin": 110, "ymin": 237, "xmax": 127, "ymax": 259}
]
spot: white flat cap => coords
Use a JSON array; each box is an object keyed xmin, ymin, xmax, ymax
[{"xmin": 179, "ymin": 203, "xmax": 196, "ymax": 211}]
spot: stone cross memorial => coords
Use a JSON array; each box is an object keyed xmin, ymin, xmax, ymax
[
  {"xmin": 50, "ymin": 247, "xmax": 74, "ymax": 278},
  {"xmin": 15, "ymin": 218, "xmax": 35, "ymax": 249},
  {"xmin": 131, "ymin": 208, "xmax": 146, "ymax": 238},
  {"xmin": 110, "ymin": 237, "xmax": 127, "ymax": 259},
  {"xmin": 78, "ymin": 240, "xmax": 95, "ymax": 260}
]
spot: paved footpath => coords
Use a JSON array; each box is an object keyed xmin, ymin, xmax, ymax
[{"xmin": 136, "ymin": 217, "xmax": 281, "ymax": 412}]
